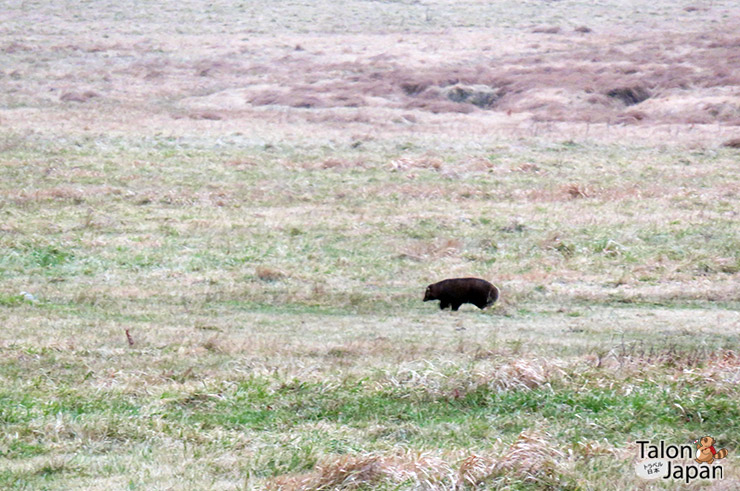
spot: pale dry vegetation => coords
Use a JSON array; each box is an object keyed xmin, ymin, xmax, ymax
[{"xmin": 1, "ymin": 0, "xmax": 740, "ymax": 490}]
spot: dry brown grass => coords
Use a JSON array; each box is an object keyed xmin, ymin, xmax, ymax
[
  {"xmin": 384, "ymin": 356, "xmax": 568, "ymax": 402},
  {"xmin": 167, "ymin": 26, "xmax": 740, "ymax": 126},
  {"xmin": 3, "ymin": 2, "xmax": 739, "ymax": 139},
  {"xmin": 403, "ymin": 238, "xmax": 463, "ymax": 260},
  {"xmin": 481, "ymin": 430, "xmax": 565, "ymax": 486},
  {"xmin": 269, "ymin": 455, "xmax": 383, "ymax": 490},
  {"xmin": 389, "ymin": 157, "xmax": 443, "ymax": 171},
  {"xmin": 268, "ymin": 429, "xmax": 567, "ymax": 490}
]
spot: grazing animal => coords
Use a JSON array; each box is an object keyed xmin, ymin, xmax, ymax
[{"xmin": 423, "ymin": 277, "xmax": 499, "ymax": 311}]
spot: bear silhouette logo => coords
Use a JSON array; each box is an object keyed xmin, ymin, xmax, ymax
[{"xmin": 695, "ymin": 436, "xmax": 729, "ymax": 465}]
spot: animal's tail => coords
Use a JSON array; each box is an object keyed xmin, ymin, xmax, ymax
[{"xmin": 716, "ymin": 448, "xmax": 728, "ymax": 460}]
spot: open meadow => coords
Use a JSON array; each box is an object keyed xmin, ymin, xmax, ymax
[{"xmin": 1, "ymin": 0, "xmax": 740, "ymax": 489}]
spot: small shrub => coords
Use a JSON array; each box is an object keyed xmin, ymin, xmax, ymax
[
  {"xmin": 256, "ymin": 266, "xmax": 285, "ymax": 282},
  {"xmin": 29, "ymin": 246, "xmax": 73, "ymax": 268}
]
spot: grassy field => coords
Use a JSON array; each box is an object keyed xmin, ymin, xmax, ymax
[{"xmin": 2, "ymin": 1, "xmax": 740, "ymax": 489}]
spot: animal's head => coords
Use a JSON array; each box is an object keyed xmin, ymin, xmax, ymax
[
  {"xmin": 423, "ymin": 284, "xmax": 435, "ymax": 301},
  {"xmin": 487, "ymin": 285, "xmax": 500, "ymax": 304},
  {"xmin": 697, "ymin": 437, "xmax": 715, "ymax": 449}
]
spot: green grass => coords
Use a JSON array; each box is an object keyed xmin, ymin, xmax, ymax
[
  {"xmin": 2, "ymin": 346, "xmax": 738, "ymax": 488},
  {"xmin": 1, "ymin": 131, "xmax": 738, "ymax": 488}
]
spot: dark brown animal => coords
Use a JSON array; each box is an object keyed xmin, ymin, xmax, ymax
[{"xmin": 423, "ymin": 278, "xmax": 499, "ymax": 311}]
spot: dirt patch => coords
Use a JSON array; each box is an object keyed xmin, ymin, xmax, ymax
[
  {"xmin": 255, "ymin": 266, "xmax": 286, "ymax": 282},
  {"xmin": 60, "ymin": 90, "xmax": 99, "ymax": 103},
  {"xmin": 606, "ymin": 86, "xmax": 651, "ymax": 106},
  {"xmin": 443, "ymin": 84, "xmax": 502, "ymax": 108},
  {"xmin": 187, "ymin": 111, "xmax": 223, "ymax": 121},
  {"xmin": 532, "ymin": 26, "xmax": 561, "ymax": 34}
]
